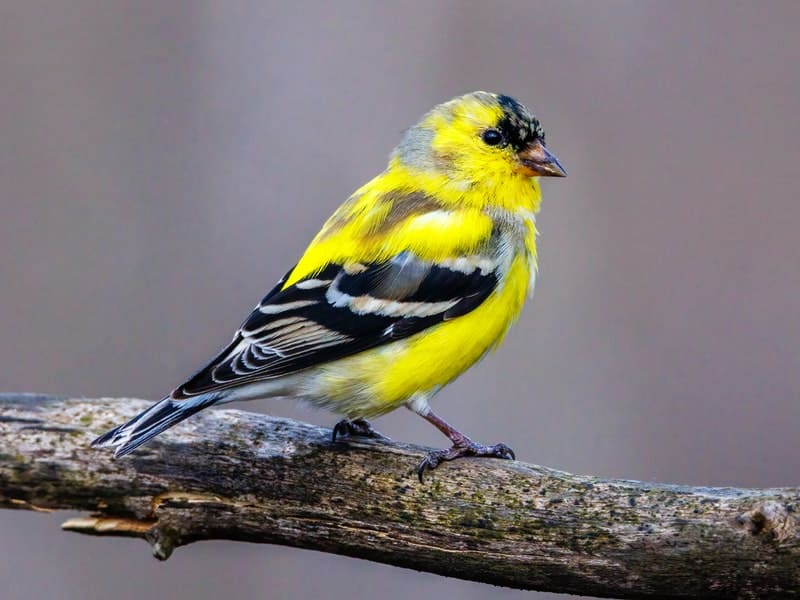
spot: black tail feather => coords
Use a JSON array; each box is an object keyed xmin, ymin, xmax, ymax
[{"xmin": 91, "ymin": 395, "xmax": 218, "ymax": 457}]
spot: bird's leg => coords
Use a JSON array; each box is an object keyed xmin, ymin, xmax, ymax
[
  {"xmin": 331, "ymin": 418, "xmax": 390, "ymax": 443},
  {"xmin": 407, "ymin": 395, "xmax": 515, "ymax": 482}
]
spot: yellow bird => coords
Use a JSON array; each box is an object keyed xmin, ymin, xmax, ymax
[{"xmin": 93, "ymin": 91, "xmax": 566, "ymax": 479}]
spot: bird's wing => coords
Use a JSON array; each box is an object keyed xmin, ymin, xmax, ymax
[{"xmin": 171, "ymin": 251, "xmax": 498, "ymax": 399}]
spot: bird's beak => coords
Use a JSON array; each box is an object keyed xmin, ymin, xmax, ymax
[{"xmin": 516, "ymin": 140, "xmax": 567, "ymax": 178}]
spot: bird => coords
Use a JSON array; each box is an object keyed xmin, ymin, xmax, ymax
[{"xmin": 92, "ymin": 91, "xmax": 566, "ymax": 480}]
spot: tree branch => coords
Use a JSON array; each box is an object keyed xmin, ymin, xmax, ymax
[{"xmin": 0, "ymin": 393, "xmax": 797, "ymax": 598}]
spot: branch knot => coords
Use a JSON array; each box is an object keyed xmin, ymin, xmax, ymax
[{"xmin": 736, "ymin": 501, "xmax": 798, "ymax": 543}]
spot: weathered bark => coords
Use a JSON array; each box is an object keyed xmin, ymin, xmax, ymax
[{"xmin": 0, "ymin": 394, "xmax": 797, "ymax": 599}]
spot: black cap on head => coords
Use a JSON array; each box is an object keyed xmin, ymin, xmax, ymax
[{"xmin": 496, "ymin": 94, "xmax": 545, "ymax": 151}]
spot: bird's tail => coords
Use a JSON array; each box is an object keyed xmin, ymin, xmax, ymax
[{"xmin": 91, "ymin": 394, "xmax": 219, "ymax": 457}]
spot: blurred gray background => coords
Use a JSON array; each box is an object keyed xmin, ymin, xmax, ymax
[{"xmin": 1, "ymin": 1, "xmax": 798, "ymax": 599}]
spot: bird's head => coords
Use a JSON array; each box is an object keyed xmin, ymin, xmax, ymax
[{"xmin": 392, "ymin": 91, "xmax": 566, "ymax": 189}]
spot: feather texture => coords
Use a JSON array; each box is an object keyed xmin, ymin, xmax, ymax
[
  {"xmin": 92, "ymin": 91, "xmax": 564, "ymax": 457},
  {"xmin": 173, "ymin": 251, "xmax": 498, "ymax": 399}
]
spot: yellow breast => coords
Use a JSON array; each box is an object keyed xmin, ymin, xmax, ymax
[{"xmin": 291, "ymin": 162, "xmax": 541, "ymax": 417}]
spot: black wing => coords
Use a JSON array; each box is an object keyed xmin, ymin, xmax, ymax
[{"xmin": 172, "ymin": 252, "xmax": 498, "ymax": 399}]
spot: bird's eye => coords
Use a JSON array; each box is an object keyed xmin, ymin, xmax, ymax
[{"xmin": 481, "ymin": 129, "xmax": 505, "ymax": 147}]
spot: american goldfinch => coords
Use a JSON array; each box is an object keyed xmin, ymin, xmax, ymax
[{"xmin": 93, "ymin": 91, "xmax": 566, "ymax": 479}]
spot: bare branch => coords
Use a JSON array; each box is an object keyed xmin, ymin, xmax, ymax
[{"xmin": 0, "ymin": 393, "xmax": 798, "ymax": 598}]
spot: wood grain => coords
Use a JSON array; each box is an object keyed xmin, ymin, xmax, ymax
[{"xmin": 1, "ymin": 394, "xmax": 797, "ymax": 599}]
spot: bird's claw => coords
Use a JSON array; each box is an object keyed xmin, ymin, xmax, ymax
[
  {"xmin": 417, "ymin": 441, "xmax": 515, "ymax": 482},
  {"xmin": 331, "ymin": 418, "xmax": 390, "ymax": 443}
]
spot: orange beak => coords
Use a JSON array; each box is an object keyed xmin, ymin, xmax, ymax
[{"xmin": 516, "ymin": 140, "xmax": 567, "ymax": 178}]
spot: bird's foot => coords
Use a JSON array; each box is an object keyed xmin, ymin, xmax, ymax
[
  {"xmin": 417, "ymin": 441, "xmax": 515, "ymax": 482},
  {"xmin": 331, "ymin": 418, "xmax": 390, "ymax": 443}
]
